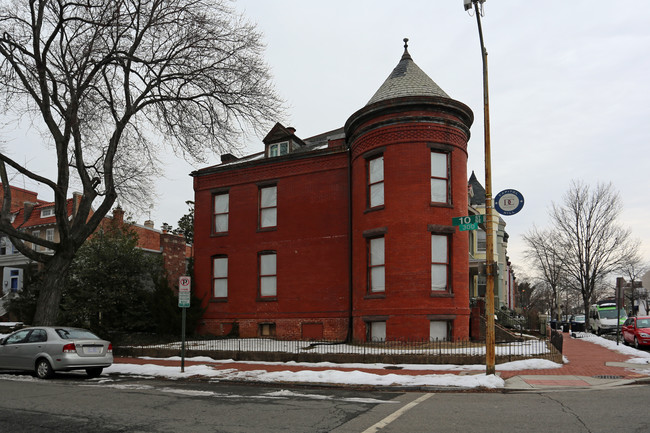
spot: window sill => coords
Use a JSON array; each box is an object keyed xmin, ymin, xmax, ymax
[
  {"xmin": 364, "ymin": 293, "xmax": 386, "ymax": 300},
  {"xmin": 430, "ymin": 202, "xmax": 453, "ymax": 209},
  {"xmin": 257, "ymin": 227, "xmax": 277, "ymax": 233},
  {"xmin": 430, "ymin": 291, "xmax": 454, "ymax": 298},
  {"xmin": 211, "ymin": 232, "xmax": 228, "ymax": 237},
  {"xmin": 364, "ymin": 205, "xmax": 384, "ymax": 214},
  {"xmin": 210, "ymin": 298, "xmax": 228, "ymax": 303}
]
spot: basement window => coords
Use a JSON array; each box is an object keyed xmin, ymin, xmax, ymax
[{"xmin": 259, "ymin": 323, "xmax": 276, "ymax": 337}]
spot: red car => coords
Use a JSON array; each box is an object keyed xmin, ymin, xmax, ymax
[{"xmin": 622, "ymin": 316, "xmax": 650, "ymax": 349}]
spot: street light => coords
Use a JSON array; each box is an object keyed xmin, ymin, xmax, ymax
[{"xmin": 464, "ymin": 0, "xmax": 496, "ymax": 375}]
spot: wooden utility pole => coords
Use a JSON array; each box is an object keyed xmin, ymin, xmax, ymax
[{"xmin": 469, "ymin": 0, "xmax": 496, "ymax": 375}]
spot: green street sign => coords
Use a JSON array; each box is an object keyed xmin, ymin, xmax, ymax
[{"xmin": 452, "ymin": 214, "xmax": 485, "ymax": 227}]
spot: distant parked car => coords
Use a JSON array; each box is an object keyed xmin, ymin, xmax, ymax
[
  {"xmin": 622, "ymin": 316, "xmax": 650, "ymax": 349},
  {"xmin": 570, "ymin": 315, "xmax": 586, "ymax": 332},
  {"xmin": 0, "ymin": 327, "xmax": 113, "ymax": 379}
]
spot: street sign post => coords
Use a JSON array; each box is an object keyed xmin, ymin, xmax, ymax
[
  {"xmin": 452, "ymin": 214, "xmax": 485, "ymax": 231},
  {"xmin": 178, "ymin": 276, "xmax": 191, "ymax": 372}
]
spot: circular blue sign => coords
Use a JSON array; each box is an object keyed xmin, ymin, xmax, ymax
[{"xmin": 494, "ymin": 189, "xmax": 524, "ymax": 216}]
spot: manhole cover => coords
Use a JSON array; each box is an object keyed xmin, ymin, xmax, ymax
[{"xmin": 592, "ymin": 375, "xmax": 623, "ymax": 379}]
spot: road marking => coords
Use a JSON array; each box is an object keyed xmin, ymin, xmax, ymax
[{"xmin": 361, "ymin": 393, "xmax": 433, "ymax": 433}]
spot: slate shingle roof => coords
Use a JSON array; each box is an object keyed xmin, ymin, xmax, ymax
[
  {"xmin": 367, "ymin": 39, "xmax": 449, "ymax": 106},
  {"xmin": 468, "ymin": 171, "xmax": 486, "ymax": 206}
]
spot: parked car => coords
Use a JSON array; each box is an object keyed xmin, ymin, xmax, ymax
[
  {"xmin": 570, "ymin": 314, "xmax": 586, "ymax": 332},
  {"xmin": 622, "ymin": 316, "xmax": 650, "ymax": 349},
  {"xmin": 0, "ymin": 326, "xmax": 113, "ymax": 379}
]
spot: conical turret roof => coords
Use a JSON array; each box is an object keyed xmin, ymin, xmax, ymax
[{"xmin": 366, "ymin": 38, "xmax": 449, "ymax": 105}]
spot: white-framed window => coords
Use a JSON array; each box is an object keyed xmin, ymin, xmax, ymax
[
  {"xmin": 368, "ymin": 155, "xmax": 384, "ymax": 208},
  {"xmin": 213, "ymin": 192, "xmax": 229, "ymax": 233},
  {"xmin": 268, "ymin": 141, "xmax": 289, "ymax": 157},
  {"xmin": 44, "ymin": 228, "xmax": 55, "ymax": 252},
  {"xmin": 368, "ymin": 321, "xmax": 386, "ymax": 342},
  {"xmin": 31, "ymin": 230, "xmax": 40, "ymax": 251},
  {"xmin": 431, "ymin": 151, "xmax": 449, "ymax": 203},
  {"xmin": 259, "ymin": 252, "xmax": 277, "ymax": 297},
  {"xmin": 259, "ymin": 186, "xmax": 277, "ymax": 229},
  {"xmin": 212, "ymin": 256, "xmax": 228, "ymax": 298},
  {"xmin": 430, "ymin": 321, "xmax": 450, "ymax": 341},
  {"xmin": 477, "ymin": 229, "xmax": 486, "ymax": 252},
  {"xmin": 431, "ymin": 234, "xmax": 449, "ymax": 291},
  {"xmin": 368, "ymin": 237, "xmax": 385, "ymax": 293},
  {"xmin": 40, "ymin": 207, "xmax": 55, "ymax": 218}
]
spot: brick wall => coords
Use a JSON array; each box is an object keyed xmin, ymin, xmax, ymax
[{"xmin": 194, "ymin": 150, "xmax": 351, "ymax": 339}]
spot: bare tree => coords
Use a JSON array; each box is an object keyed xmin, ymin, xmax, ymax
[
  {"xmin": 522, "ymin": 226, "xmax": 568, "ymax": 321},
  {"xmin": 0, "ymin": 0, "xmax": 283, "ymax": 324},
  {"xmin": 619, "ymin": 253, "xmax": 649, "ymax": 314},
  {"xmin": 551, "ymin": 181, "xmax": 638, "ymax": 329}
]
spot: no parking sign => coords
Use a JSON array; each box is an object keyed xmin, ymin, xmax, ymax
[{"xmin": 178, "ymin": 276, "xmax": 191, "ymax": 308}]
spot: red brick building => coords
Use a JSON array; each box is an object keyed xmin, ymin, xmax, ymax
[
  {"xmin": 0, "ymin": 186, "xmax": 190, "ymax": 305},
  {"xmin": 192, "ymin": 41, "xmax": 474, "ymax": 341}
]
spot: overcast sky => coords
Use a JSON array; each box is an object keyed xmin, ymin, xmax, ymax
[{"xmin": 2, "ymin": 1, "xmax": 649, "ymax": 277}]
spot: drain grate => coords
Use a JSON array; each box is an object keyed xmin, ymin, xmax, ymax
[{"xmin": 592, "ymin": 375, "xmax": 623, "ymax": 379}]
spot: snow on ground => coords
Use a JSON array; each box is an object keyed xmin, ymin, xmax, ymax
[
  {"xmin": 103, "ymin": 356, "xmax": 563, "ymax": 389},
  {"xmin": 104, "ymin": 361, "xmax": 507, "ymax": 389}
]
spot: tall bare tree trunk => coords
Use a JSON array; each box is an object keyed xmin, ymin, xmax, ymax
[{"xmin": 33, "ymin": 252, "xmax": 75, "ymax": 325}]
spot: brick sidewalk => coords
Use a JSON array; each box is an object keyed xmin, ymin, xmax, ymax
[{"xmin": 499, "ymin": 334, "xmax": 646, "ymax": 380}]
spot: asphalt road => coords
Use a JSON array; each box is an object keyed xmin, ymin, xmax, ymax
[{"xmin": 0, "ymin": 372, "xmax": 648, "ymax": 432}]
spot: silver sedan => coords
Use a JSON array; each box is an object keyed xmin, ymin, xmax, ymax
[{"xmin": 0, "ymin": 326, "xmax": 113, "ymax": 379}]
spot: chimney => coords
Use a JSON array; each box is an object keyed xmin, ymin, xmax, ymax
[
  {"xmin": 72, "ymin": 192, "xmax": 82, "ymax": 215},
  {"xmin": 144, "ymin": 220, "xmax": 155, "ymax": 229},
  {"xmin": 220, "ymin": 153, "xmax": 239, "ymax": 164},
  {"xmin": 23, "ymin": 202, "xmax": 36, "ymax": 223},
  {"xmin": 113, "ymin": 206, "xmax": 124, "ymax": 224},
  {"xmin": 286, "ymin": 127, "xmax": 296, "ymax": 134}
]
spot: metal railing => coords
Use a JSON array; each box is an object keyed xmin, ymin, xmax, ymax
[{"xmin": 115, "ymin": 336, "xmax": 562, "ymax": 365}]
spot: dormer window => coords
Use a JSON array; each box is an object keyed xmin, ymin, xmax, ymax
[
  {"xmin": 268, "ymin": 141, "xmax": 289, "ymax": 157},
  {"xmin": 40, "ymin": 207, "xmax": 54, "ymax": 218}
]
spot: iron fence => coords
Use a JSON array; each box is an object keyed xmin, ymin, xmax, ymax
[{"xmin": 116, "ymin": 336, "xmax": 562, "ymax": 365}]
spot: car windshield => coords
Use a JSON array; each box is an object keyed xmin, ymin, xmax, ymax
[
  {"xmin": 637, "ymin": 319, "xmax": 650, "ymax": 328},
  {"xmin": 573, "ymin": 315, "xmax": 585, "ymax": 322},
  {"xmin": 56, "ymin": 328, "xmax": 100, "ymax": 340},
  {"xmin": 599, "ymin": 308, "xmax": 626, "ymax": 320}
]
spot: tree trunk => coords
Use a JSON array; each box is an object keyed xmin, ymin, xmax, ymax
[{"xmin": 32, "ymin": 253, "xmax": 75, "ymax": 325}]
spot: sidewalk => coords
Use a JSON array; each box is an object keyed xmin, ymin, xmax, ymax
[
  {"xmin": 112, "ymin": 334, "xmax": 650, "ymax": 391},
  {"xmin": 501, "ymin": 334, "xmax": 650, "ymax": 390}
]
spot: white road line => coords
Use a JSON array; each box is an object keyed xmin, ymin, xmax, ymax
[{"xmin": 361, "ymin": 393, "xmax": 433, "ymax": 433}]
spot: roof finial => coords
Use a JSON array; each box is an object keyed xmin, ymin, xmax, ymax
[{"xmin": 401, "ymin": 37, "xmax": 412, "ymax": 60}]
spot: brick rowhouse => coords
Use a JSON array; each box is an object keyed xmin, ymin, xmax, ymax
[{"xmin": 192, "ymin": 40, "xmax": 473, "ymax": 341}]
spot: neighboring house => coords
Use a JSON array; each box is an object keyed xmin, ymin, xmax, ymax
[
  {"xmin": 192, "ymin": 41, "xmax": 475, "ymax": 342},
  {"xmin": 467, "ymin": 172, "xmax": 516, "ymax": 310},
  {"xmin": 0, "ymin": 185, "xmax": 190, "ymax": 318}
]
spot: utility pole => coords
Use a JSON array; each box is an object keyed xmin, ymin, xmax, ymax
[{"xmin": 465, "ymin": 0, "xmax": 495, "ymax": 375}]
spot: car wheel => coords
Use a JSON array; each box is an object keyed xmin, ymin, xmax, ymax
[
  {"xmin": 634, "ymin": 337, "xmax": 640, "ymax": 349},
  {"xmin": 86, "ymin": 367, "xmax": 103, "ymax": 378},
  {"xmin": 35, "ymin": 359, "xmax": 54, "ymax": 379}
]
